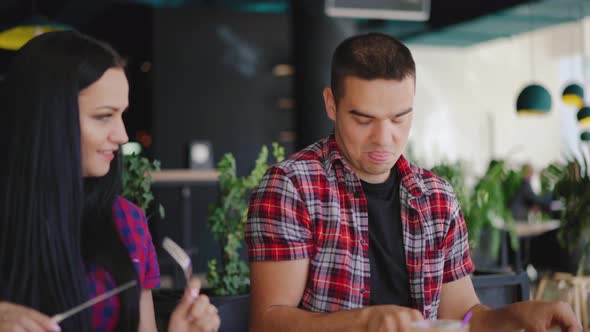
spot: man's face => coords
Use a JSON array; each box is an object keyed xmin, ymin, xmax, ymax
[{"xmin": 323, "ymin": 76, "xmax": 415, "ymax": 183}]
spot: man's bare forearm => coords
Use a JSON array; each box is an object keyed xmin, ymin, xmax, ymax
[
  {"xmin": 252, "ymin": 304, "xmax": 425, "ymax": 332},
  {"xmin": 252, "ymin": 305, "xmax": 369, "ymax": 332}
]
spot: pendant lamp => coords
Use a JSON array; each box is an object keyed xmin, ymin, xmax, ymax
[
  {"xmin": 517, "ymin": 84, "xmax": 552, "ymax": 114},
  {"xmin": 562, "ymin": 83, "xmax": 585, "ymax": 108},
  {"xmin": 516, "ymin": 4, "xmax": 551, "ymax": 115}
]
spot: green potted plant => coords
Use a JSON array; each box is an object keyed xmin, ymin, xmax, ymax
[
  {"xmin": 121, "ymin": 152, "xmax": 165, "ymax": 220},
  {"xmin": 430, "ymin": 161, "xmax": 481, "ymax": 246},
  {"xmin": 554, "ymin": 157, "xmax": 590, "ymax": 275},
  {"xmin": 207, "ymin": 143, "xmax": 285, "ymax": 297},
  {"xmin": 468, "ymin": 161, "xmax": 520, "ymax": 264},
  {"xmin": 540, "ymin": 162, "xmax": 565, "ymax": 198},
  {"xmin": 431, "ymin": 160, "xmax": 519, "ymax": 269},
  {"xmin": 527, "ymin": 157, "xmax": 590, "ymax": 276}
]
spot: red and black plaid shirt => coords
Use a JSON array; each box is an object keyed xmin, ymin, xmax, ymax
[
  {"xmin": 87, "ymin": 197, "xmax": 160, "ymax": 331},
  {"xmin": 246, "ymin": 135, "xmax": 474, "ymax": 318}
]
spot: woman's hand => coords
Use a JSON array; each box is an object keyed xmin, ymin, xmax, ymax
[
  {"xmin": 0, "ymin": 302, "xmax": 61, "ymax": 332},
  {"xmin": 168, "ymin": 279, "xmax": 221, "ymax": 332}
]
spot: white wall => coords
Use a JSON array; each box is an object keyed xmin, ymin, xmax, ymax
[{"xmin": 407, "ymin": 18, "xmax": 590, "ymax": 176}]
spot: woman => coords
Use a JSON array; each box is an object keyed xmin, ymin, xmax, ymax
[{"xmin": 0, "ymin": 31, "xmax": 220, "ymax": 332}]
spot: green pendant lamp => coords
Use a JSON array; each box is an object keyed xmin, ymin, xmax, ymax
[
  {"xmin": 578, "ymin": 106, "xmax": 590, "ymax": 127},
  {"xmin": 562, "ymin": 83, "xmax": 585, "ymax": 108},
  {"xmin": 516, "ymin": 84, "xmax": 552, "ymax": 114},
  {"xmin": 581, "ymin": 131, "xmax": 590, "ymax": 141}
]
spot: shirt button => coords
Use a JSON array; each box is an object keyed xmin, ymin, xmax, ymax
[
  {"xmin": 360, "ymin": 239, "xmax": 366, "ymax": 245},
  {"xmin": 360, "ymin": 288, "xmax": 366, "ymax": 294}
]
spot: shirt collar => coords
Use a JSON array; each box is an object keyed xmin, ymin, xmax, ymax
[
  {"xmin": 396, "ymin": 155, "xmax": 427, "ymax": 198},
  {"xmin": 325, "ymin": 134, "xmax": 343, "ymax": 172}
]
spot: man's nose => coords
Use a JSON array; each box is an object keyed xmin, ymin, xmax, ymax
[{"xmin": 370, "ymin": 120, "xmax": 391, "ymax": 146}]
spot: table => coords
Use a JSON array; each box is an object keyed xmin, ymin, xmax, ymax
[
  {"xmin": 151, "ymin": 169, "xmax": 219, "ymax": 184},
  {"xmin": 505, "ymin": 220, "xmax": 561, "ymax": 272},
  {"xmin": 512, "ymin": 220, "xmax": 560, "ymax": 237},
  {"xmin": 151, "ymin": 169, "xmax": 219, "ymax": 286},
  {"xmin": 150, "ymin": 169, "xmax": 219, "ymax": 254}
]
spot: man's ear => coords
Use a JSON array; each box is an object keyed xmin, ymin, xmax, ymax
[{"xmin": 323, "ymin": 87, "xmax": 337, "ymax": 121}]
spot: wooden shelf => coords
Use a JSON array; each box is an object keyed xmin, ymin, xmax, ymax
[{"xmin": 150, "ymin": 169, "xmax": 219, "ymax": 185}]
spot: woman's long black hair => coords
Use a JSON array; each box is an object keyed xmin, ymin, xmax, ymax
[{"xmin": 0, "ymin": 30, "xmax": 139, "ymax": 331}]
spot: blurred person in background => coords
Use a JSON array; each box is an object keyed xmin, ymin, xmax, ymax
[{"xmin": 510, "ymin": 163, "xmax": 553, "ymax": 221}]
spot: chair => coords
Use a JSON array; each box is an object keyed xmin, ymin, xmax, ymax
[
  {"xmin": 535, "ymin": 272, "xmax": 590, "ymax": 330},
  {"xmin": 472, "ymin": 271, "xmax": 530, "ymax": 308},
  {"xmin": 211, "ymin": 294, "xmax": 250, "ymax": 332}
]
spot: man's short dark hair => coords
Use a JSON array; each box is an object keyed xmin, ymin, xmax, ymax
[{"xmin": 331, "ymin": 32, "xmax": 415, "ymax": 100}]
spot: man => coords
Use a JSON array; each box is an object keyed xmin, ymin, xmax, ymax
[
  {"xmin": 246, "ymin": 33, "xmax": 580, "ymax": 332},
  {"xmin": 510, "ymin": 163, "xmax": 553, "ymax": 221}
]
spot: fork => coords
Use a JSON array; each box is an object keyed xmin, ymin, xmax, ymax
[
  {"xmin": 51, "ymin": 280, "xmax": 137, "ymax": 323},
  {"xmin": 162, "ymin": 237, "xmax": 193, "ymax": 286}
]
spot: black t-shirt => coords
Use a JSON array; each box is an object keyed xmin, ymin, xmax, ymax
[{"xmin": 361, "ymin": 168, "xmax": 412, "ymax": 306}]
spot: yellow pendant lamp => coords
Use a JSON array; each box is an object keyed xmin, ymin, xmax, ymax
[
  {"xmin": 562, "ymin": 83, "xmax": 585, "ymax": 108},
  {"xmin": 578, "ymin": 106, "xmax": 590, "ymax": 128},
  {"xmin": 0, "ymin": 15, "xmax": 71, "ymax": 51}
]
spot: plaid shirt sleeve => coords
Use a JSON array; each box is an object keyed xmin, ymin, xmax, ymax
[
  {"xmin": 442, "ymin": 196, "xmax": 475, "ymax": 283},
  {"xmin": 114, "ymin": 197, "xmax": 160, "ymax": 289},
  {"xmin": 246, "ymin": 166, "xmax": 315, "ymax": 261},
  {"xmin": 139, "ymin": 211, "xmax": 160, "ymax": 288}
]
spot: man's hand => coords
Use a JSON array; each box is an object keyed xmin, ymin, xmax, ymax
[
  {"xmin": 440, "ymin": 277, "xmax": 582, "ymax": 332},
  {"xmin": 497, "ymin": 300, "xmax": 582, "ymax": 332},
  {"xmin": 365, "ymin": 305, "xmax": 423, "ymax": 332}
]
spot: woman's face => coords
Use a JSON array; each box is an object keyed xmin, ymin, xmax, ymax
[{"xmin": 78, "ymin": 67, "xmax": 129, "ymax": 177}]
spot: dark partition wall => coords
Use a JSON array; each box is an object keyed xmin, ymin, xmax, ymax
[
  {"xmin": 291, "ymin": 0, "xmax": 356, "ymax": 149},
  {"xmin": 151, "ymin": 8, "xmax": 292, "ymax": 274},
  {"xmin": 153, "ymin": 8, "xmax": 293, "ymax": 171}
]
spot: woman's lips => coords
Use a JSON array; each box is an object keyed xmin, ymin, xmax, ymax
[{"xmin": 100, "ymin": 150, "xmax": 115, "ymax": 161}]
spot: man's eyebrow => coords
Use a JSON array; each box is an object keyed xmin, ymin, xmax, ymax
[
  {"xmin": 349, "ymin": 108, "xmax": 413, "ymax": 119},
  {"xmin": 394, "ymin": 108, "xmax": 413, "ymax": 118},
  {"xmin": 349, "ymin": 109, "xmax": 375, "ymax": 118}
]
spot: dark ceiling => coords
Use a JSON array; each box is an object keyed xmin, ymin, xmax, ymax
[
  {"xmin": 0, "ymin": 0, "xmax": 536, "ymax": 36},
  {"xmin": 1, "ymin": 0, "xmax": 586, "ymax": 47}
]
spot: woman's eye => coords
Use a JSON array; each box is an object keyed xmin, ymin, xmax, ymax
[{"xmin": 95, "ymin": 114, "xmax": 112, "ymax": 121}]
